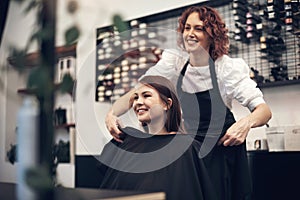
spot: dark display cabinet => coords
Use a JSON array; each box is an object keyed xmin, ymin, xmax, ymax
[{"xmin": 247, "ymin": 151, "xmax": 300, "ymax": 200}]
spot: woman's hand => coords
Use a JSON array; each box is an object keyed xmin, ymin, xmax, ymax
[
  {"xmin": 105, "ymin": 110, "xmax": 124, "ymax": 142},
  {"xmin": 104, "ymin": 90, "xmax": 136, "ymax": 142},
  {"xmin": 218, "ymin": 117, "xmax": 252, "ymax": 146},
  {"xmin": 218, "ymin": 103, "xmax": 271, "ymax": 146}
]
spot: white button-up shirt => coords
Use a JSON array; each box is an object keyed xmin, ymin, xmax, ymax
[{"xmin": 141, "ymin": 48, "xmax": 265, "ymax": 111}]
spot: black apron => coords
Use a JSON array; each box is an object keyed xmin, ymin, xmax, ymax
[{"xmin": 176, "ymin": 59, "xmax": 252, "ymax": 200}]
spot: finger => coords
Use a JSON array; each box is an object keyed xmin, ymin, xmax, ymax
[
  {"xmin": 116, "ymin": 118, "xmax": 124, "ymax": 128},
  {"xmin": 112, "ymin": 123, "xmax": 122, "ymax": 135},
  {"xmin": 107, "ymin": 117, "xmax": 121, "ymax": 134},
  {"xmin": 224, "ymin": 138, "xmax": 240, "ymax": 146},
  {"xmin": 218, "ymin": 135, "xmax": 228, "ymax": 146},
  {"xmin": 112, "ymin": 135, "xmax": 123, "ymax": 143},
  {"xmin": 223, "ymin": 136, "xmax": 237, "ymax": 146},
  {"xmin": 111, "ymin": 129, "xmax": 124, "ymax": 142},
  {"xmin": 223, "ymin": 139, "xmax": 233, "ymax": 146},
  {"xmin": 111, "ymin": 124, "xmax": 124, "ymax": 143},
  {"xmin": 232, "ymin": 139, "xmax": 243, "ymax": 146}
]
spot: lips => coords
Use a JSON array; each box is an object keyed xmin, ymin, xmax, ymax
[
  {"xmin": 186, "ymin": 39, "xmax": 198, "ymax": 45},
  {"xmin": 135, "ymin": 107, "xmax": 148, "ymax": 115}
]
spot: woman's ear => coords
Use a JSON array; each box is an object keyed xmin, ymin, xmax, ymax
[{"xmin": 166, "ymin": 98, "xmax": 173, "ymax": 110}]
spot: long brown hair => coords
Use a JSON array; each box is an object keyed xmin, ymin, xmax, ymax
[
  {"xmin": 138, "ymin": 76, "xmax": 184, "ymax": 133},
  {"xmin": 177, "ymin": 6, "xmax": 229, "ymax": 61}
]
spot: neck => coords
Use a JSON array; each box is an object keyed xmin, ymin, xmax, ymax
[
  {"xmin": 189, "ymin": 49, "xmax": 210, "ymax": 67},
  {"xmin": 147, "ymin": 119, "xmax": 169, "ymax": 135},
  {"xmin": 149, "ymin": 127, "xmax": 169, "ymax": 135}
]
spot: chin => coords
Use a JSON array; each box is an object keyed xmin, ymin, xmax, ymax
[
  {"xmin": 138, "ymin": 118, "xmax": 150, "ymax": 124},
  {"xmin": 185, "ymin": 46, "xmax": 198, "ymax": 52}
]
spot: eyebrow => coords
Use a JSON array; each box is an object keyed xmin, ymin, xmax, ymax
[
  {"xmin": 140, "ymin": 91, "xmax": 152, "ymax": 96},
  {"xmin": 131, "ymin": 90, "xmax": 152, "ymax": 96},
  {"xmin": 185, "ymin": 23, "xmax": 204, "ymax": 27},
  {"xmin": 132, "ymin": 90, "xmax": 152, "ymax": 97},
  {"xmin": 142, "ymin": 90, "xmax": 152, "ymax": 94}
]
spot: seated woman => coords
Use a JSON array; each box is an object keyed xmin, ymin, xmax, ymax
[{"xmin": 97, "ymin": 76, "xmax": 217, "ymax": 200}]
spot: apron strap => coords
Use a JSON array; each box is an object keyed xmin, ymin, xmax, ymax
[{"xmin": 176, "ymin": 60, "xmax": 189, "ymax": 95}]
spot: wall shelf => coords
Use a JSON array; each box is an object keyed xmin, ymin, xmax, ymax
[
  {"xmin": 258, "ymin": 79, "xmax": 300, "ymax": 88},
  {"xmin": 7, "ymin": 43, "xmax": 77, "ymax": 68},
  {"xmin": 17, "ymin": 81, "xmax": 75, "ymax": 96},
  {"xmin": 55, "ymin": 123, "xmax": 76, "ymax": 130},
  {"xmin": 17, "ymin": 88, "xmax": 37, "ymax": 95}
]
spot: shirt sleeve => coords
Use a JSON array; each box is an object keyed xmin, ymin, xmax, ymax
[
  {"xmin": 221, "ymin": 57, "xmax": 266, "ymax": 111},
  {"xmin": 139, "ymin": 49, "xmax": 187, "ymax": 84}
]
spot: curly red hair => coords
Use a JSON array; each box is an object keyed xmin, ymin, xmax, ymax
[{"xmin": 177, "ymin": 6, "xmax": 229, "ymax": 61}]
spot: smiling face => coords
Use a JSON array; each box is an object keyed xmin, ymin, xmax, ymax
[
  {"xmin": 131, "ymin": 84, "xmax": 170, "ymax": 126},
  {"xmin": 134, "ymin": 76, "xmax": 183, "ymax": 134},
  {"xmin": 183, "ymin": 12, "xmax": 211, "ymax": 53}
]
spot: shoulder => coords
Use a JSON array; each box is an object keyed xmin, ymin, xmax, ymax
[
  {"xmin": 160, "ymin": 48, "xmax": 188, "ymax": 68},
  {"xmin": 161, "ymin": 48, "xmax": 188, "ymax": 59},
  {"xmin": 142, "ymin": 48, "xmax": 188, "ymax": 81},
  {"xmin": 216, "ymin": 55, "xmax": 248, "ymax": 68},
  {"xmin": 215, "ymin": 55, "xmax": 250, "ymax": 78}
]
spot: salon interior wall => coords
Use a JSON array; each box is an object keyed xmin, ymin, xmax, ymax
[
  {"xmin": 0, "ymin": 0, "xmax": 208, "ymax": 184},
  {"xmin": 231, "ymin": 84, "xmax": 300, "ymax": 143}
]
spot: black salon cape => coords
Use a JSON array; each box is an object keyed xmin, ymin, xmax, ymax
[{"xmin": 97, "ymin": 127, "xmax": 217, "ymax": 200}]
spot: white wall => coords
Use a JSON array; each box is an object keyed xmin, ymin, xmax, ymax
[{"xmin": 232, "ymin": 84, "xmax": 300, "ymax": 144}]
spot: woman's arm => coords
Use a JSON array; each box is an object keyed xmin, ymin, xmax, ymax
[
  {"xmin": 105, "ymin": 89, "xmax": 135, "ymax": 142},
  {"xmin": 218, "ymin": 56, "xmax": 272, "ymax": 146},
  {"xmin": 218, "ymin": 103, "xmax": 272, "ymax": 146},
  {"xmin": 245, "ymin": 103, "xmax": 272, "ymax": 128}
]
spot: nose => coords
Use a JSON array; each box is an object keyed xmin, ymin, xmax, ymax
[
  {"xmin": 136, "ymin": 96, "xmax": 144, "ymax": 104},
  {"xmin": 133, "ymin": 97, "xmax": 143, "ymax": 109},
  {"xmin": 188, "ymin": 28, "xmax": 195, "ymax": 37}
]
